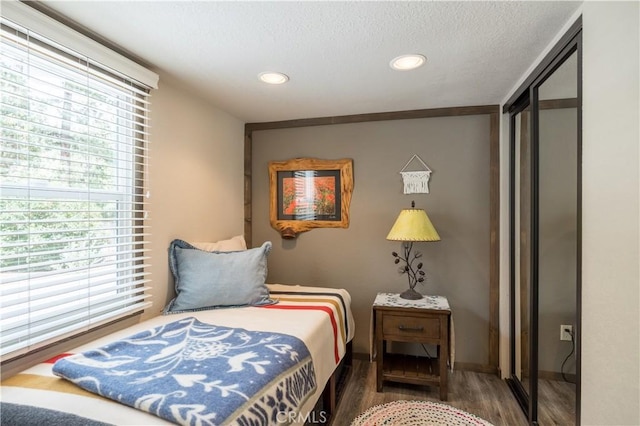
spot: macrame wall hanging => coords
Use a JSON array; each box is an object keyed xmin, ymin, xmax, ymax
[{"xmin": 399, "ymin": 154, "xmax": 432, "ymax": 194}]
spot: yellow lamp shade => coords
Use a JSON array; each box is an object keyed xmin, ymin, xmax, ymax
[{"xmin": 386, "ymin": 208, "xmax": 440, "ymax": 242}]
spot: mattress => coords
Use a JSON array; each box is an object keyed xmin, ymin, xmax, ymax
[{"xmin": 0, "ymin": 284, "xmax": 354, "ymax": 425}]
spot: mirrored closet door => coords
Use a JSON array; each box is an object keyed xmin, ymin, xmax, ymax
[{"xmin": 505, "ymin": 19, "xmax": 582, "ymax": 426}]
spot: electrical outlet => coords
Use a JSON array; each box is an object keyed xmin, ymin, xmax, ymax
[{"xmin": 560, "ymin": 324, "xmax": 573, "ymax": 341}]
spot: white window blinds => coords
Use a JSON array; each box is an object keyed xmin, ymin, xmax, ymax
[{"xmin": 1, "ymin": 5, "xmax": 157, "ymax": 359}]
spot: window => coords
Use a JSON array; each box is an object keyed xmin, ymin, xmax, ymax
[{"xmin": 0, "ymin": 5, "xmax": 157, "ymax": 359}]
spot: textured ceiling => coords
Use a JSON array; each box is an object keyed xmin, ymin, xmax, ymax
[{"xmin": 39, "ymin": 1, "xmax": 581, "ymax": 123}]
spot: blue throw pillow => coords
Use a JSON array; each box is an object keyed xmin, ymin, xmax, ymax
[{"xmin": 163, "ymin": 240, "xmax": 274, "ymax": 314}]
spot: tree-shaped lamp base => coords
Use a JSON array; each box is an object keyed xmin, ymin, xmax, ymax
[{"xmin": 400, "ymin": 287, "xmax": 423, "ymax": 300}]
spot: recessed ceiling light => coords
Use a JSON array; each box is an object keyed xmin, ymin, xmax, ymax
[
  {"xmin": 258, "ymin": 72, "xmax": 289, "ymax": 85},
  {"xmin": 390, "ymin": 54, "xmax": 427, "ymax": 71}
]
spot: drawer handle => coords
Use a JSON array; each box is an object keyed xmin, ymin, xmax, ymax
[{"xmin": 398, "ymin": 325, "xmax": 424, "ymax": 332}]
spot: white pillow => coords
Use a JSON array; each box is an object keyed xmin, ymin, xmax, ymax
[{"xmin": 190, "ymin": 235, "xmax": 247, "ymax": 252}]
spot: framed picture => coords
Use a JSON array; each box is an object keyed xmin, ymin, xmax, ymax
[{"xmin": 269, "ymin": 158, "xmax": 354, "ymax": 239}]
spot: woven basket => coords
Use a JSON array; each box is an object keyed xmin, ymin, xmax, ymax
[{"xmin": 350, "ymin": 400, "xmax": 494, "ymax": 426}]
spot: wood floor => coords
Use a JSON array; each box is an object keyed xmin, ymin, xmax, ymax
[
  {"xmin": 538, "ymin": 379, "xmax": 576, "ymax": 425},
  {"xmin": 331, "ymin": 358, "xmax": 576, "ymax": 426}
]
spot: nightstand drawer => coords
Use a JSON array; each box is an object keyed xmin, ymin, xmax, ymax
[{"xmin": 382, "ymin": 314, "xmax": 441, "ymax": 340}]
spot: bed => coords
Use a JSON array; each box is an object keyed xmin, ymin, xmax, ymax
[{"xmin": 0, "ymin": 238, "xmax": 355, "ymax": 425}]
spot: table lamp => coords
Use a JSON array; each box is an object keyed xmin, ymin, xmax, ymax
[{"xmin": 386, "ymin": 201, "xmax": 440, "ymax": 299}]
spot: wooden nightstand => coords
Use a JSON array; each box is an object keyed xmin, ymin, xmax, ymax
[{"xmin": 373, "ymin": 292, "xmax": 451, "ymax": 400}]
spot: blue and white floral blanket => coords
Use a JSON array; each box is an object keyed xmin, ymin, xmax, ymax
[{"xmin": 52, "ymin": 317, "xmax": 316, "ymax": 426}]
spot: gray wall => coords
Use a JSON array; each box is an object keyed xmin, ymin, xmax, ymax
[{"xmin": 251, "ymin": 115, "xmax": 491, "ymax": 367}]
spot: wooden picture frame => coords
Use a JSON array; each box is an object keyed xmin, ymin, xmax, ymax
[{"xmin": 268, "ymin": 157, "xmax": 354, "ymax": 239}]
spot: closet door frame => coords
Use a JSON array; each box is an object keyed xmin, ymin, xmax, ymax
[
  {"xmin": 505, "ymin": 17, "xmax": 582, "ymax": 426},
  {"xmin": 507, "ymin": 98, "xmax": 531, "ymax": 418}
]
